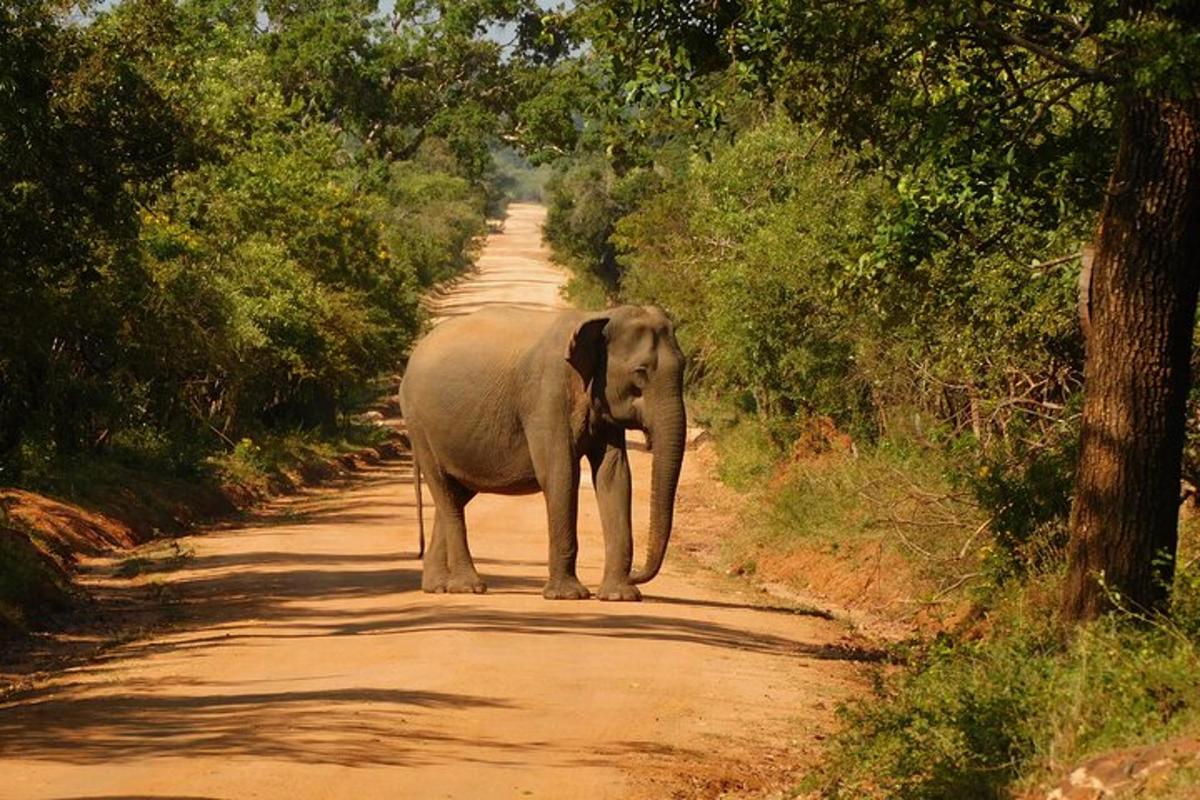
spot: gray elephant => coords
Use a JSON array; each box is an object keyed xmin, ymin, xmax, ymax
[{"xmin": 400, "ymin": 304, "xmax": 686, "ymax": 601}]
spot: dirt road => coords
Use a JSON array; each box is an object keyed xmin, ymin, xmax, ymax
[{"xmin": 0, "ymin": 204, "xmax": 862, "ymax": 799}]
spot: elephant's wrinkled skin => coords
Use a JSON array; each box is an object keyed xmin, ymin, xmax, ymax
[{"xmin": 400, "ymin": 305, "xmax": 687, "ymax": 600}]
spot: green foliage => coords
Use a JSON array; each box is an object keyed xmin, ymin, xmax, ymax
[
  {"xmin": 711, "ymin": 417, "xmax": 781, "ymax": 492},
  {"xmin": 618, "ymin": 118, "xmax": 887, "ymax": 441},
  {"xmin": 206, "ymin": 424, "xmax": 389, "ymax": 493},
  {"xmin": 543, "ymin": 153, "xmax": 669, "ymax": 306},
  {"xmin": 820, "ymin": 575, "xmax": 1200, "ymax": 798},
  {"xmin": 0, "ymin": 0, "xmax": 520, "ymax": 483},
  {"xmin": 256, "ymin": 0, "xmax": 567, "ymax": 179},
  {"xmin": 0, "ymin": 0, "xmax": 186, "ymax": 477},
  {"xmin": 543, "ymin": 154, "xmax": 622, "ymax": 293},
  {"xmin": 384, "ymin": 153, "xmax": 488, "ymax": 286}
]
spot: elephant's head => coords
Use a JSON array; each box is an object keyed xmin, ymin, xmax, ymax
[{"xmin": 567, "ymin": 305, "xmax": 687, "ymax": 585}]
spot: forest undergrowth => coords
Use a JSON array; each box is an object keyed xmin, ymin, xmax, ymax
[{"xmin": 704, "ymin": 410, "xmax": 1200, "ymax": 798}]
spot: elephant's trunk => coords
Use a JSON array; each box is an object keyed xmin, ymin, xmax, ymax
[{"xmin": 630, "ymin": 396, "xmax": 686, "ymax": 585}]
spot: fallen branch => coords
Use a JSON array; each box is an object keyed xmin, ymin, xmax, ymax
[
  {"xmin": 932, "ymin": 572, "xmax": 983, "ymax": 601},
  {"xmin": 958, "ymin": 512, "xmax": 998, "ymax": 559}
]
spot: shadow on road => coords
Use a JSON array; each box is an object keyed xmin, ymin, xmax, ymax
[
  {"xmin": 0, "ymin": 451, "xmax": 877, "ymax": 767},
  {"xmin": 0, "ymin": 682, "xmax": 521, "ymax": 767}
]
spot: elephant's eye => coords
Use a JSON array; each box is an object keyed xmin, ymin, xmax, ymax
[{"xmin": 631, "ymin": 365, "xmax": 650, "ymax": 389}]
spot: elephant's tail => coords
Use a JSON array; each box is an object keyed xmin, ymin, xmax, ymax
[
  {"xmin": 400, "ymin": 384, "xmax": 425, "ymax": 560},
  {"xmin": 414, "ymin": 457, "xmax": 425, "ymax": 559}
]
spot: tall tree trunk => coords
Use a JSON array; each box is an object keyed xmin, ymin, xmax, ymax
[{"xmin": 1062, "ymin": 96, "xmax": 1200, "ymax": 621}]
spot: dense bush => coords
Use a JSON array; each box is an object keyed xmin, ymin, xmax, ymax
[
  {"xmin": 617, "ymin": 119, "xmax": 886, "ymax": 441},
  {"xmin": 0, "ymin": 0, "xmax": 513, "ymax": 483}
]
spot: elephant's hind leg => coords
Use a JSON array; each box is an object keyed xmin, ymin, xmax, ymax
[
  {"xmin": 421, "ymin": 522, "xmax": 450, "ymax": 593},
  {"xmin": 416, "ymin": 456, "xmax": 485, "ymax": 594}
]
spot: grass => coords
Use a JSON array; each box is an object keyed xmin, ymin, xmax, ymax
[
  {"xmin": 711, "ymin": 415, "xmax": 987, "ymax": 607},
  {"xmin": 1152, "ymin": 763, "xmax": 1200, "ymax": 797},
  {"xmin": 561, "ymin": 265, "xmax": 613, "ymax": 311},
  {"xmin": 815, "ymin": 567, "xmax": 1200, "ymax": 799},
  {"xmin": 205, "ymin": 422, "xmax": 391, "ymax": 493},
  {"xmin": 713, "ymin": 417, "xmax": 780, "ymax": 491}
]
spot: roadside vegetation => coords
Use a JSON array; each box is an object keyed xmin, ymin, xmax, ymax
[
  {"xmin": 531, "ymin": 2, "xmax": 1200, "ymax": 795},
  {"xmin": 819, "ymin": 559, "xmax": 1200, "ymax": 798}
]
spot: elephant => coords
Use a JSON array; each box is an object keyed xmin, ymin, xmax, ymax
[{"xmin": 400, "ymin": 304, "xmax": 686, "ymax": 601}]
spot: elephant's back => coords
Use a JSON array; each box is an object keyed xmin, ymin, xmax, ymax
[
  {"xmin": 434, "ymin": 306, "xmax": 560, "ymax": 342},
  {"xmin": 401, "ymin": 307, "xmax": 569, "ymax": 480},
  {"xmin": 401, "ymin": 307, "xmax": 567, "ymax": 416},
  {"xmin": 409, "ymin": 307, "xmax": 560, "ymax": 371}
]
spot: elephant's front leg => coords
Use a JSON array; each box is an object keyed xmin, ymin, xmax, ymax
[
  {"xmin": 538, "ymin": 453, "xmax": 591, "ymax": 600},
  {"xmin": 589, "ymin": 431, "xmax": 641, "ymax": 601}
]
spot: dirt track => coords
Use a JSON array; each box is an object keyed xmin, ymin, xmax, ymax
[{"xmin": 0, "ymin": 204, "xmax": 862, "ymax": 799}]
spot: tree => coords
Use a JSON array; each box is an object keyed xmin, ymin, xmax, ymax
[
  {"xmin": 0, "ymin": 0, "xmax": 190, "ymax": 476},
  {"xmin": 1065, "ymin": 86, "xmax": 1200, "ymax": 620},
  {"xmin": 0, "ymin": 0, "xmax": 529, "ymax": 478},
  {"xmin": 256, "ymin": 0, "xmax": 570, "ymax": 183}
]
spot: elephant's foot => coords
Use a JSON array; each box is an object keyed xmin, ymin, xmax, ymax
[
  {"xmin": 421, "ymin": 567, "xmax": 450, "ymax": 593},
  {"xmin": 597, "ymin": 580, "xmax": 642, "ymax": 602},
  {"xmin": 543, "ymin": 575, "xmax": 591, "ymax": 600},
  {"xmin": 445, "ymin": 572, "xmax": 488, "ymax": 594}
]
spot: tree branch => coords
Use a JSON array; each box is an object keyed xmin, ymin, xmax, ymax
[
  {"xmin": 970, "ymin": 9, "xmax": 1113, "ymax": 84},
  {"xmin": 986, "ymin": 0, "xmax": 1090, "ymax": 38},
  {"xmin": 1022, "ymin": 76, "xmax": 1090, "ymax": 139},
  {"xmin": 1027, "ymin": 251, "xmax": 1081, "ymax": 271}
]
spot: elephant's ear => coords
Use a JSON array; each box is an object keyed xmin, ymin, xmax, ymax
[{"xmin": 565, "ymin": 316, "xmax": 610, "ymax": 382}]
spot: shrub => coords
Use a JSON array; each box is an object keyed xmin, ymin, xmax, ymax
[
  {"xmin": 617, "ymin": 118, "xmax": 889, "ymax": 442},
  {"xmin": 819, "ymin": 576, "xmax": 1200, "ymax": 799},
  {"xmin": 544, "ymin": 154, "xmax": 663, "ymax": 306}
]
